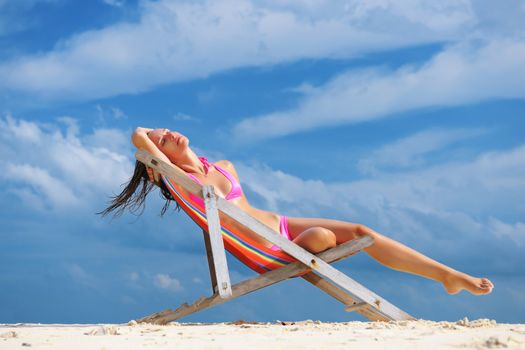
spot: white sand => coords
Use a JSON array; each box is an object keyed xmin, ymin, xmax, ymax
[{"xmin": 1, "ymin": 318, "xmax": 524, "ymax": 349}]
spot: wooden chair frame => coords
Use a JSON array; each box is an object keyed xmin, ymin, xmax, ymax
[{"xmin": 135, "ymin": 149, "xmax": 415, "ymax": 324}]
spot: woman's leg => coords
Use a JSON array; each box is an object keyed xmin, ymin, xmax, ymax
[{"xmin": 287, "ymin": 217, "xmax": 494, "ymax": 296}]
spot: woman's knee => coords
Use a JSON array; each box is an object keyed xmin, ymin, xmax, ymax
[
  {"xmin": 294, "ymin": 226, "xmax": 336, "ymax": 253},
  {"xmin": 319, "ymin": 227, "xmax": 337, "ymax": 248},
  {"xmin": 309, "ymin": 227, "xmax": 337, "ymax": 250}
]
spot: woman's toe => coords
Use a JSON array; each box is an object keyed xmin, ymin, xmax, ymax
[{"xmin": 482, "ymin": 278, "xmax": 494, "ymax": 288}]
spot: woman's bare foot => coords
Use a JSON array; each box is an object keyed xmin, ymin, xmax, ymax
[{"xmin": 443, "ymin": 272, "xmax": 494, "ymax": 295}]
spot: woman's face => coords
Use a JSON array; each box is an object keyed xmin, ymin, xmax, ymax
[{"xmin": 148, "ymin": 128, "xmax": 189, "ymax": 161}]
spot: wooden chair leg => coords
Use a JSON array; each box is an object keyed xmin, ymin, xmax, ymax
[{"xmin": 202, "ymin": 229, "xmax": 218, "ymax": 294}]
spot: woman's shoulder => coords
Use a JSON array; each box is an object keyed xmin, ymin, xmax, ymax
[
  {"xmin": 214, "ymin": 159, "xmax": 234, "ymax": 169},
  {"xmin": 214, "ymin": 160, "xmax": 239, "ymax": 176}
]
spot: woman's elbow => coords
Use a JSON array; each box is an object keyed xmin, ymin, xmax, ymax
[
  {"xmin": 132, "ymin": 127, "xmax": 148, "ymax": 148},
  {"xmin": 131, "ymin": 130, "xmax": 140, "ymax": 148}
]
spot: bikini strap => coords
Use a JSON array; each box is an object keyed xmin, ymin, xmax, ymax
[
  {"xmin": 199, "ymin": 156, "xmax": 211, "ymax": 175},
  {"xmin": 186, "ymin": 173, "xmax": 204, "ymax": 185},
  {"xmin": 185, "ymin": 157, "xmax": 211, "ymax": 185}
]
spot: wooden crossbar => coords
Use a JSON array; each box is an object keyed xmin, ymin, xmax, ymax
[{"xmin": 135, "ymin": 149, "xmax": 415, "ymax": 322}]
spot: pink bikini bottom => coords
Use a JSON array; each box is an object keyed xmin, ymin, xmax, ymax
[{"xmin": 270, "ymin": 216, "xmax": 291, "ymax": 251}]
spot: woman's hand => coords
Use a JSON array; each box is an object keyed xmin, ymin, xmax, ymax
[{"xmin": 131, "ymin": 126, "xmax": 173, "ymax": 170}]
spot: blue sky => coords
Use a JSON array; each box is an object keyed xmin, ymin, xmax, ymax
[{"xmin": 0, "ymin": 0, "xmax": 524, "ymax": 324}]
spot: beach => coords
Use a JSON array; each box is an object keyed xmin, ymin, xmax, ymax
[{"xmin": 1, "ymin": 318, "xmax": 524, "ymax": 350}]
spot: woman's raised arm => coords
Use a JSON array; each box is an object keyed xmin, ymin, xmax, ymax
[{"xmin": 132, "ymin": 127, "xmax": 172, "ymax": 166}]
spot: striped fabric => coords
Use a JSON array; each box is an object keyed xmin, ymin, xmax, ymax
[{"xmin": 161, "ymin": 175, "xmax": 299, "ymax": 274}]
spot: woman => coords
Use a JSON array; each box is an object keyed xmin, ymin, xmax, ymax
[{"xmin": 101, "ymin": 127, "xmax": 494, "ymax": 296}]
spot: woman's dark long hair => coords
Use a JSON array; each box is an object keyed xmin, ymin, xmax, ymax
[{"xmin": 98, "ymin": 160, "xmax": 180, "ymax": 218}]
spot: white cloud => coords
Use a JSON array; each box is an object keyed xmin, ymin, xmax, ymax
[
  {"xmin": 172, "ymin": 112, "xmax": 199, "ymax": 122},
  {"xmin": 83, "ymin": 127, "xmax": 130, "ymax": 154},
  {"xmin": 349, "ymin": 145, "xmax": 525, "ymax": 220},
  {"xmin": 233, "ymin": 38, "xmax": 525, "ymax": 142},
  {"xmin": 238, "ymin": 163, "xmax": 334, "ymax": 214},
  {"xmin": 111, "ymin": 107, "xmax": 126, "ymax": 120},
  {"xmin": 470, "ymin": 0, "xmax": 525, "ymax": 38},
  {"xmin": 260, "ymin": 0, "xmax": 475, "ymax": 34},
  {"xmin": 95, "ymin": 105, "xmax": 128, "ymax": 125},
  {"xmin": 0, "ymin": 0, "xmax": 477, "ymax": 101},
  {"xmin": 64, "ymin": 263, "xmax": 99, "ymax": 289},
  {"xmin": 3, "ymin": 163, "xmax": 80, "ymax": 208},
  {"xmin": 102, "ymin": 0, "xmax": 125, "ymax": 7},
  {"xmin": 488, "ymin": 218, "xmax": 525, "ymax": 247},
  {"xmin": 0, "ymin": 115, "xmax": 133, "ymax": 212},
  {"xmin": 0, "ymin": 114, "xmax": 43, "ymax": 142},
  {"xmin": 153, "ymin": 273, "xmax": 183, "ymax": 292},
  {"xmin": 128, "ymin": 271, "xmax": 140, "ymax": 282},
  {"xmin": 344, "ymin": 0, "xmax": 474, "ymax": 32},
  {"xmin": 192, "ymin": 277, "xmax": 204, "ymax": 284},
  {"xmin": 357, "ymin": 128, "xmax": 487, "ymax": 175}
]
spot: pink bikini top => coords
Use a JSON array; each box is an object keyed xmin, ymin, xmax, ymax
[{"xmin": 186, "ymin": 157, "xmax": 243, "ymax": 201}]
